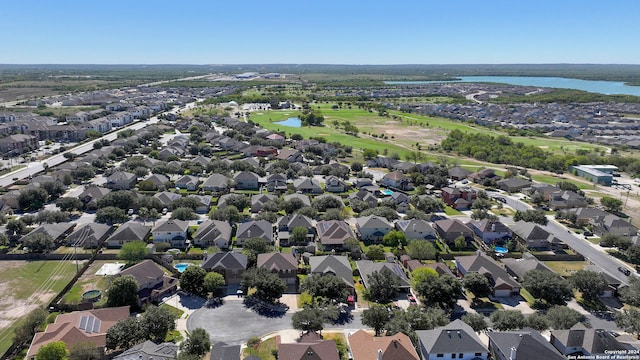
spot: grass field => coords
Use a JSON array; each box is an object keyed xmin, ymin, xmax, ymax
[
  {"xmin": 0, "ymin": 261, "xmax": 78, "ymax": 356},
  {"xmin": 243, "ymin": 336, "xmax": 277, "ymax": 360},
  {"xmin": 543, "ymin": 261, "xmax": 588, "ymax": 276}
]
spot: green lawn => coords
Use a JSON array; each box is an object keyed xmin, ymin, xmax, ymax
[
  {"xmin": 530, "ymin": 173, "xmax": 593, "ymax": 189},
  {"xmin": 543, "ymin": 261, "xmax": 588, "ymax": 276},
  {"xmin": 243, "ymin": 336, "xmax": 277, "ymax": 360},
  {"xmin": 444, "ymin": 206, "xmax": 462, "ymax": 216},
  {"xmin": 160, "ymin": 303, "xmax": 185, "ymax": 319}
]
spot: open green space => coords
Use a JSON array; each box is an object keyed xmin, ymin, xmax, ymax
[
  {"xmin": 543, "ymin": 261, "xmax": 588, "ymax": 277},
  {"xmin": 0, "ymin": 260, "xmax": 77, "ymax": 299},
  {"xmin": 243, "ymin": 336, "xmax": 277, "ymax": 360}
]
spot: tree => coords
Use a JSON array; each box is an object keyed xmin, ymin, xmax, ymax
[
  {"xmin": 96, "ymin": 206, "xmax": 128, "ymax": 224},
  {"xmin": 6, "ymin": 218, "xmax": 27, "ymax": 237},
  {"xmin": 365, "ymin": 244, "xmax": 385, "ymax": 260},
  {"xmin": 364, "ymin": 269, "xmax": 400, "ymax": 304},
  {"xmin": 362, "ymin": 304, "xmax": 390, "ymax": 336},
  {"xmin": 68, "ymin": 341, "xmax": 102, "ymax": 360},
  {"xmin": 180, "ymin": 328, "xmax": 211, "ymax": 357},
  {"xmin": 180, "ymin": 266, "xmax": 207, "ymax": 297},
  {"xmin": 106, "ymin": 275, "xmax": 139, "ymax": 307},
  {"xmin": 171, "ymin": 207, "xmax": 198, "ymax": 220},
  {"xmin": 411, "ymin": 268, "xmax": 439, "ymax": 287},
  {"xmin": 526, "ymin": 314, "xmax": 549, "ymax": 331},
  {"xmin": 616, "ymin": 308, "xmax": 640, "ymax": 337},
  {"xmin": 290, "ymin": 226, "xmax": 309, "ymax": 245},
  {"xmin": 513, "ymin": 209, "xmax": 548, "ymax": 225},
  {"xmin": 599, "ymin": 234, "xmax": 627, "ymax": 248},
  {"xmin": 204, "ymin": 272, "xmax": 225, "ymax": 295},
  {"xmin": 106, "ymin": 317, "xmax": 146, "ymax": 350},
  {"xmin": 22, "ymin": 233, "xmax": 55, "ymax": 253},
  {"xmin": 414, "ymin": 274, "xmax": 462, "ymax": 309},
  {"xmin": 242, "ymin": 267, "xmax": 286, "ymax": 303},
  {"xmin": 209, "ymin": 205, "xmax": 242, "ymax": 223},
  {"xmin": 350, "ymin": 162, "xmax": 363, "ymax": 172},
  {"xmin": 570, "ymin": 270, "xmax": 608, "ymax": 302},
  {"xmin": 454, "ymin": 236, "xmax": 467, "ymax": 250},
  {"xmin": 463, "ymin": 272, "xmax": 492, "ymax": 299},
  {"xmin": 292, "ymin": 306, "xmax": 328, "ymax": 334},
  {"xmin": 362, "ymin": 148, "xmax": 378, "ymax": 160},
  {"xmin": 522, "ymin": 270, "xmax": 572, "ymax": 305},
  {"xmin": 344, "ymin": 238, "xmax": 362, "ymax": 258},
  {"xmin": 36, "ymin": 210, "xmax": 70, "ymax": 224},
  {"xmin": 140, "ymin": 305, "xmax": 176, "ymax": 342},
  {"xmin": 618, "ymin": 277, "xmax": 640, "ymax": 306},
  {"xmin": 461, "ymin": 313, "xmax": 488, "ymax": 332},
  {"xmin": 545, "ymin": 306, "xmax": 583, "ymax": 330},
  {"xmin": 301, "ymin": 274, "xmax": 350, "ymax": 302},
  {"xmin": 18, "ymin": 188, "xmax": 49, "ymax": 211},
  {"xmin": 242, "ymin": 237, "xmax": 273, "ymax": 267},
  {"xmin": 118, "ymin": 241, "xmax": 147, "ymax": 264},
  {"xmin": 36, "ymin": 341, "xmax": 68, "ymax": 360},
  {"xmin": 13, "ymin": 308, "xmax": 47, "ymax": 348},
  {"xmin": 490, "ymin": 310, "xmax": 526, "ymax": 331},
  {"xmin": 56, "ymin": 197, "xmax": 84, "ymax": 212},
  {"xmin": 626, "ymin": 244, "xmax": 640, "ymax": 264},
  {"xmin": 383, "ymin": 230, "xmax": 407, "ymax": 248},
  {"xmin": 600, "ymin": 196, "xmax": 623, "ymax": 213}
]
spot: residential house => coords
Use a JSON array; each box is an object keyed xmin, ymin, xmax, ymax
[
  {"xmin": 118, "ymin": 260, "xmax": 178, "ymax": 304},
  {"xmin": 324, "ymin": 175, "xmax": 347, "ymax": 193},
  {"xmin": 154, "ymin": 191, "xmax": 182, "ymax": 209},
  {"xmin": 66, "ymin": 111, "xmax": 89, "ymax": 123},
  {"xmin": 415, "ymin": 319, "xmax": 488, "ymax": 360},
  {"xmin": 266, "ymin": 133, "xmax": 285, "ymax": 143},
  {"xmin": 405, "ymin": 259, "xmax": 426, "ymax": 273},
  {"xmin": 233, "ymin": 171, "xmax": 259, "ymax": 190},
  {"xmin": 433, "ymin": 218, "xmax": 475, "ymax": 246},
  {"xmin": 456, "ymin": 253, "xmax": 521, "ymax": 297},
  {"xmin": 276, "ymin": 213, "xmax": 315, "ymax": 246},
  {"xmin": 316, "ymin": 220, "xmax": 356, "ymax": 250},
  {"xmin": 395, "ymin": 219, "xmax": 437, "ymax": 240},
  {"xmin": 550, "ymin": 324, "xmax": 628, "ymax": 357},
  {"xmin": 22, "ymin": 220, "xmax": 75, "ymax": 242},
  {"xmin": 276, "ymin": 148, "xmax": 303, "ymax": 163},
  {"xmin": 106, "ymin": 171, "xmax": 137, "ymax": 190},
  {"xmin": 448, "ymin": 166, "xmax": 472, "ymax": 180},
  {"xmin": 265, "ymin": 173, "xmax": 288, "ymax": 192},
  {"xmin": 353, "ymin": 178, "xmax": 374, "ymax": 189},
  {"xmin": 188, "ymin": 194, "xmax": 212, "ymax": 214},
  {"xmin": 488, "ymin": 329, "xmax": 565, "ymax": 360},
  {"xmin": 257, "ymin": 252, "xmax": 298, "ymax": 285},
  {"xmin": 308, "ymin": 255, "xmax": 354, "ymax": 292},
  {"xmin": 497, "ymin": 177, "xmax": 533, "ymax": 193},
  {"xmin": 152, "ymin": 219, "xmax": 189, "ymax": 248},
  {"xmin": 356, "ymin": 260, "xmax": 411, "ymax": 290},
  {"xmin": 201, "ymin": 252, "xmax": 248, "ymax": 285},
  {"xmin": 425, "ymin": 262, "xmax": 456, "ymax": 277},
  {"xmin": 113, "ymin": 341, "xmax": 178, "ymax": 360},
  {"xmin": 145, "ymin": 174, "xmax": 170, "ymax": 189},
  {"xmin": 65, "ymin": 223, "xmax": 113, "ymax": 249},
  {"xmin": 250, "ymin": 194, "xmax": 277, "ymax": 213},
  {"xmin": 510, "ymin": 221, "xmax": 562, "ymax": 250},
  {"xmin": 386, "ymin": 192, "xmax": 410, "ymax": 213},
  {"xmin": 202, "ymin": 174, "xmax": 232, "ymax": 193},
  {"xmin": 549, "ymin": 190, "xmax": 588, "ymax": 210},
  {"xmin": 175, "ymin": 175, "xmax": 200, "ymax": 191},
  {"xmin": 278, "ymin": 332, "xmax": 339, "ymax": 360},
  {"xmin": 524, "ymin": 183, "xmax": 561, "ymax": 201},
  {"xmin": 567, "ymin": 207, "xmax": 609, "ymax": 226},
  {"xmin": 106, "ymin": 222, "xmax": 151, "ymax": 248},
  {"xmin": 348, "ymin": 330, "xmax": 419, "ymax": 360},
  {"xmin": 355, "ymin": 215, "xmax": 392, "ymax": 244},
  {"xmin": 593, "ymin": 214, "xmax": 639, "ymax": 238},
  {"xmin": 210, "ymin": 342, "xmax": 240, "ymax": 360},
  {"xmin": 78, "ymin": 186, "xmax": 111, "ymax": 211},
  {"xmin": 192, "ymin": 220, "xmax": 232, "ymax": 249},
  {"xmin": 293, "ymin": 177, "xmax": 322, "ymax": 194},
  {"xmin": 26, "ymin": 306, "xmax": 130, "ymax": 359},
  {"xmin": 235, "ymin": 220, "xmax": 273, "ymax": 246},
  {"xmin": 468, "ymin": 168, "xmax": 501, "ymax": 183},
  {"xmin": 380, "ymin": 170, "xmax": 412, "ymax": 190},
  {"xmin": 467, "ymin": 219, "xmax": 513, "ymax": 244},
  {"xmin": 348, "ymin": 190, "xmax": 378, "ymax": 209},
  {"xmin": 502, "ymin": 253, "xmax": 553, "ymax": 281},
  {"xmin": 283, "ymin": 193, "xmax": 311, "ymax": 207},
  {"xmin": 441, "ymin": 187, "xmax": 477, "ymax": 210}
]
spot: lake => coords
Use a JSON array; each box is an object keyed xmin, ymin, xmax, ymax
[
  {"xmin": 274, "ymin": 117, "xmax": 301, "ymax": 127},
  {"xmin": 385, "ymin": 76, "xmax": 640, "ymax": 96}
]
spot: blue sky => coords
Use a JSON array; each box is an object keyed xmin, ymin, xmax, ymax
[{"xmin": 2, "ymin": 0, "xmax": 638, "ymax": 64}]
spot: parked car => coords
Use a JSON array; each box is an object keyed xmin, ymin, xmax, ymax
[{"xmin": 618, "ymin": 266, "xmax": 631, "ymax": 276}]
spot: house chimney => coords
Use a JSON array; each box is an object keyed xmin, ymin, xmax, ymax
[
  {"xmin": 377, "ymin": 349, "xmax": 383, "ymax": 360},
  {"xmin": 510, "ymin": 346, "xmax": 517, "ymax": 360}
]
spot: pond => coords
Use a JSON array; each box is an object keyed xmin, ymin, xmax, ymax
[{"xmin": 274, "ymin": 117, "xmax": 301, "ymax": 127}]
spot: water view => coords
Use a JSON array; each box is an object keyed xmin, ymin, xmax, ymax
[
  {"xmin": 386, "ymin": 76, "xmax": 640, "ymax": 96},
  {"xmin": 274, "ymin": 117, "xmax": 301, "ymax": 127}
]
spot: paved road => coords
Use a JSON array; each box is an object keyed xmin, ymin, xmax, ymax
[
  {"xmin": 500, "ymin": 194, "xmax": 635, "ymax": 286},
  {"xmin": 187, "ymin": 298, "xmax": 364, "ymax": 345}
]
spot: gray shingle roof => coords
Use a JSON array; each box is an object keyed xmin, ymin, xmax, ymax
[
  {"xmin": 309, "ymin": 255, "xmax": 353, "ymax": 288},
  {"xmin": 416, "ymin": 319, "xmax": 487, "ymax": 355}
]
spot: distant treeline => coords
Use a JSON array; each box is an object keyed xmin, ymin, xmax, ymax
[
  {"xmin": 442, "ymin": 129, "xmax": 640, "ymax": 175},
  {"xmin": 490, "ymin": 88, "xmax": 640, "ymax": 104}
]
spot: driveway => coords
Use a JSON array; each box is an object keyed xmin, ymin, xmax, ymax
[{"xmin": 186, "ymin": 297, "xmax": 365, "ymax": 345}]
